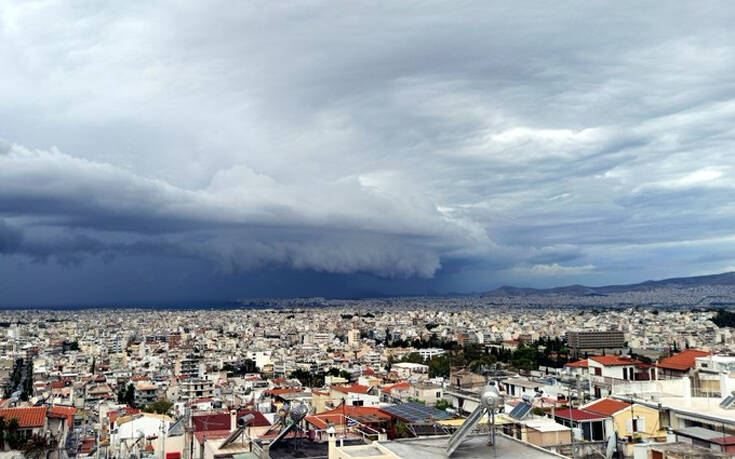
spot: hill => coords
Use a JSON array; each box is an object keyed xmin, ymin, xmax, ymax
[{"xmin": 482, "ymin": 271, "xmax": 735, "ymax": 297}]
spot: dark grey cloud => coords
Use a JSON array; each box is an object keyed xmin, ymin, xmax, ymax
[{"xmin": 1, "ymin": 1, "xmax": 735, "ymax": 303}]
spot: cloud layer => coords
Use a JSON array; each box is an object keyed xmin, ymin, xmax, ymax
[{"xmin": 1, "ymin": 1, "xmax": 735, "ymax": 303}]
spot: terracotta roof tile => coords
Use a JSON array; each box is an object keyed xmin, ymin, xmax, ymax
[
  {"xmin": 589, "ymin": 356, "xmax": 643, "ymax": 366},
  {"xmin": 0, "ymin": 407, "xmax": 47, "ymax": 428},
  {"xmin": 381, "ymin": 382, "xmax": 410, "ymax": 394},
  {"xmin": 48, "ymin": 406, "xmax": 77, "ymax": 424},
  {"xmin": 584, "ymin": 398, "xmax": 630, "ymax": 416},
  {"xmin": 331, "ymin": 384, "xmax": 370, "ymax": 394},
  {"xmin": 658, "ymin": 350, "xmax": 711, "ymax": 371}
]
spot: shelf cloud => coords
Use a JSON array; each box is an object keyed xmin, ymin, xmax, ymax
[{"xmin": 1, "ymin": 1, "xmax": 735, "ymax": 303}]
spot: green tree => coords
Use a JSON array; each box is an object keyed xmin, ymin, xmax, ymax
[
  {"xmin": 22, "ymin": 434, "xmax": 54, "ymax": 459},
  {"xmin": 6, "ymin": 418, "xmax": 22, "ymax": 449},
  {"xmin": 0, "ymin": 416, "xmax": 5, "ymax": 450},
  {"xmin": 469, "ymin": 354, "xmax": 497, "ymax": 373},
  {"xmin": 400, "ymin": 352, "xmax": 425, "ymax": 364},
  {"xmin": 428, "ymin": 355, "xmax": 451, "ymax": 378},
  {"xmin": 435, "ymin": 399, "xmax": 450, "ymax": 411},
  {"xmin": 144, "ymin": 399, "xmax": 173, "ymax": 415},
  {"xmin": 124, "ymin": 383, "xmax": 136, "ymax": 407},
  {"xmin": 394, "ymin": 422, "xmax": 411, "ymax": 438}
]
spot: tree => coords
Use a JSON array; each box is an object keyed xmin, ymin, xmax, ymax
[
  {"xmin": 22, "ymin": 434, "xmax": 54, "ymax": 459},
  {"xmin": 289, "ymin": 369, "xmax": 325, "ymax": 388},
  {"xmin": 400, "ymin": 352, "xmax": 425, "ymax": 364},
  {"xmin": 0, "ymin": 416, "xmax": 5, "ymax": 450},
  {"xmin": 435, "ymin": 399, "xmax": 450, "ymax": 411},
  {"xmin": 124, "ymin": 383, "xmax": 136, "ymax": 407},
  {"xmin": 394, "ymin": 422, "xmax": 411, "ymax": 439},
  {"xmin": 428, "ymin": 355, "xmax": 450, "ymax": 378},
  {"xmin": 144, "ymin": 399, "xmax": 173, "ymax": 415},
  {"xmin": 6, "ymin": 418, "xmax": 22, "ymax": 450},
  {"xmin": 469, "ymin": 354, "xmax": 497, "ymax": 373},
  {"xmin": 712, "ymin": 309, "xmax": 735, "ymax": 328}
]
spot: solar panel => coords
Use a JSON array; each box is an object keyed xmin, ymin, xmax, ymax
[
  {"xmin": 382, "ymin": 402, "xmax": 452, "ymax": 422},
  {"xmin": 508, "ymin": 401, "xmax": 533, "ymax": 420},
  {"xmin": 719, "ymin": 392, "xmax": 735, "ymax": 409}
]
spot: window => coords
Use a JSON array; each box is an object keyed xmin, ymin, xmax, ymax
[{"xmin": 627, "ymin": 417, "xmax": 645, "ymax": 433}]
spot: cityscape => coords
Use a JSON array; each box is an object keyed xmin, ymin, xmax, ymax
[
  {"xmin": 0, "ymin": 280, "xmax": 734, "ymax": 458},
  {"xmin": 2, "ymin": 1, "xmax": 735, "ymax": 458}
]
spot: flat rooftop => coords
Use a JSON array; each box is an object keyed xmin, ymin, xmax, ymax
[{"xmin": 379, "ymin": 433, "xmax": 563, "ymax": 458}]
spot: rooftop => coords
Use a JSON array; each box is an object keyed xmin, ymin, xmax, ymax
[
  {"xmin": 554, "ymin": 408, "xmax": 608, "ymax": 421},
  {"xmin": 589, "ymin": 355, "xmax": 644, "ymax": 366},
  {"xmin": 658, "ymin": 349, "xmax": 711, "ymax": 371},
  {"xmin": 0, "ymin": 406, "xmax": 47, "ymax": 428},
  {"xmin": 583, "ymin": 398, "xmax": 631, "ymax": 416},
  {"xmin": 379, "ymin": 433, "xmax": 563, "ymax": 458}
]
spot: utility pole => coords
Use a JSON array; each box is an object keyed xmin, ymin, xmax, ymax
[{"xmin": 570, "ymin": 374, "xmax": 579, "ymax": 459}]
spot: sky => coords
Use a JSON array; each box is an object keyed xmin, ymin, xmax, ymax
[{"xmin": 2, "ymin": 2, "xmax": 735, "ymax": 305}]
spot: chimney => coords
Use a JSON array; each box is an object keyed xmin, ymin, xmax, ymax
[
  {"xmin": 327, "ymin": 426, "xmax": 336, "ymax": 458},
  {"xmin": 230, "ymin": 409, "xmax": 237, "ymax": 432}
]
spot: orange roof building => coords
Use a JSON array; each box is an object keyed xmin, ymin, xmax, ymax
[
  {"xmin": 658, "ymin": 349, "xmax": 711, "ymax": 376},
  {"xmin": 0, "ymin": 407, "xmax": 47, "ymax": 429},
  {"xmin": 589, "ymin": 356, "xmax": 644, "ymax": 367},
  {"xmin": 584, "ymin": 398, "xmax": 631, "ymax": 416},
  {"xmin": 331, "ymin": 384, "xmax": 371, "ymax": 395}
]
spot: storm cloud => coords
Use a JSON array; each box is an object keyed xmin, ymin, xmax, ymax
[{"xmin": 1, "ymin": 1, "xmax": 735, "ymax": 304}]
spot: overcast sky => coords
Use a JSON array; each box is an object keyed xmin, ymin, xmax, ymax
[{"xmin": 2, "ymin": 1, "xmax": 735, "ymax": 305}]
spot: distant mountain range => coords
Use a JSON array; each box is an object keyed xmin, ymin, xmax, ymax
[{"xmin": 482, "ymin": 271, "xmax": 735, "ymax": 297}]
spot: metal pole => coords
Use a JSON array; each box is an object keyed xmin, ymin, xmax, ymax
[
  {"xmin": 570, "ymin": 375, "xmax": 578, "ymax": 459},
  {"xmin": 492, "ymin": 409, "xmax": 496, "ymax": 457}
]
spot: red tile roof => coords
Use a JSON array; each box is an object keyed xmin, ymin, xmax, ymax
[
  {"xmin": 381, "ymin": 382, "xmax": 410, "ymax": 394},
  {"xmin": 589, "ymin": 356, "xmax": 643, "ymax": 366},
  {"xmin": 331, "ymin": 384, "xmax": 371, "ymax": 395},
  {"xmin": 584, "ymin": 398, "xmax": 630, "ymax": 416},
  {"xmin": 566, "ymin": 359, "xmax": 589, "ymax": 368},
  {"xmin": 554, "ymin": 408, "xmax": 608, "ymax": 421},
  {"xmin": 0, "ymin": 407, "xmax": 47, "ymax": 428},
  {"xmin": 658, "ymin": 350, "xmax": 712, "ymax": 371},
  {"xmin": 48, "ymin": 406, "xmax": 77, "ymax": 424}
]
